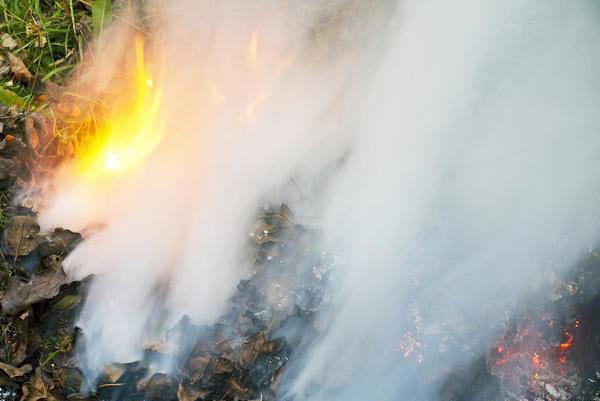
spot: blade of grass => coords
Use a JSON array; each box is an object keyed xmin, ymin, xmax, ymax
[
  {"xmin": 92, "ymin": 0, "xmax": 112, "ymax": 39},
  {"xmin": 42, "ymin": 64, "xmax": 72, "ymax": 82},
  {"xmin": 67, "ymin": 0, "xmax": 77, "ymax": 36}
]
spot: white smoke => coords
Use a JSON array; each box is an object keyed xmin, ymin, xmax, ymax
[
  {"xmin": 36, "ymin": 0, "xmax": 600, "ymax": 398},
  {"xmin": 38, "ymin": 0, "xmax": 364, "ymax": 377},
  {"xmin": 284, "ymin": 1, "xmax": 600, "ymax": 400}
]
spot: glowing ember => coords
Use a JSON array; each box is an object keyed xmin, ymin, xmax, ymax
[
  {"xmin": 559, "ymin": 329, "xmax": 574, "ymax": 350},
  {"xmin": 531, "ymin": 352, "xmax": 542, "ymax": 368},
  {"xmin": 74, "ymin": 35, "xmax": 164, "ymax": 178},
  {"xmin": 488, "ymin": 317, "xmax": 581, "ymax": 400}
]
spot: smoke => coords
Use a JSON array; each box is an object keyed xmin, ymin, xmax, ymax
[
  {"xmin": 35, "ymin": 0, "xmax": 600, "ymax": 398},
  {"xmin": 284, "ymin": 1, "xmax": 600, "ymax": 400},
  {"xmin": 37, "ymin": 0, "xmax": 368, "ymax": 378}
]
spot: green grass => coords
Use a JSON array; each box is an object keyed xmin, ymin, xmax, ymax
[{"xmin": 0, "ymin": 0, "xmax": 94, "ymax": 109}]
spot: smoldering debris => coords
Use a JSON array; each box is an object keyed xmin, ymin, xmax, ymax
[
  {"xmin": 0, "ymin": 125, "xmax": 598, "ymax": 401},
  {"xmin": 90, "ymin": 203, "xmax": 333, "ymax": 401},
  {"xmin": 0, "ymin": 180, "xmax": 336, "ymax": 401},
  {"xmin": 1, "ymin": 1, "xmax": 600, "ymax": 401},
  {"xmin": 1, "ymin": 198, "xmax": 600, "ymax": 401},
  {"xmin": 0, "ymin": 107, "xmax": 599, "ymax": 401}
]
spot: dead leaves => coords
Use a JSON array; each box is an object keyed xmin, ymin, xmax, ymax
[
  {"xmin": 4, "ymin": 216, "xmax": 44, "ymax": 257},
  {"xmin": 238, "ymin": 334, "xmax": 267, "ymax": 368},
  {"xmin": 0, "ymin": 361, "xmax": 32, "ymax": 379},
  {"xmin": 101, "ymin": 364, "xmax": 125, "ymax": 384},
  {"xmin": 141, "ymin": 373, "xmax": 177, "ymax": 401},
  {"xmin": 188, "ymin": 352, "xmax": 210, "ymax": 384},
  {"xmin": 7, "ymin": 53, "xmax": 32, "ymax": 81},
  {"xmin": 20, "ymin": 370, "xmax": 47, "ymax": 401},
  {"xmin": 41, "ymin": 255, "xmax": 63, "ymax": 272},
  {"xmin": 1, "ymin": 268, "xmax": 67, "ymax": 315},
  {"xmin": 0, "ymin": 204, "xmax": 327, "ymax": 401},
  {"xmin": 1, "ymin": 34, "xmax": 18, "ymax": 51},
  {"xmin": 19, "ymin": 368, "xmax": 62, "ymax": 401},
  {"xmin": 1, "ymin": 311, "xmax": 33, "ymax": 366},
  {"xmin": 176, "ymin": 383, "xmax": 209, "ymax": 401},
  {"xmin": 24, "ymin": 113, "xmax": 53, "ymax": 154},
  {"xmin": 39, "ymin": 229, "xmax": 81, "ymax": 257},
  {"xmin": 0, "ymin": 157, "xmax": 17, "ymax": 182}
]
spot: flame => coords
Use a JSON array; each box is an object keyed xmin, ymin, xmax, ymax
[
  {"xmin": 531, "ymin": 352, "xmax": 543, "ymax": 368},
  {"xmin": 559, "ymin": 330, "xmax": 574, "ymax": 350},
  {"xmin": 74, "ymin": 35, "xmax": 164, "ymax": 178}
]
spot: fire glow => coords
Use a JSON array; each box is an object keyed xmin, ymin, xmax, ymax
[
  {"xmin": 487, "ymin": 318, "xmax": 580, "ymax": 399},
  {"xmin": 73, "ymin": 35, "xmax": 164, "ymax": 179}
]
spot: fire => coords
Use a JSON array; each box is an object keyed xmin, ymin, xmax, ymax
[
  {"xmin": 531, "ymin": 352, "xmax": 543, "ymax": 368},
  {"xmin": 559, "ymin": 330, "xmax": 574, "ymax": 350},
  {"xmin": 74, "ymin": 35, "xmax": 164, "ymax": 178},
  {"xmin": 489, "ymin": 316, "xmax": 582, "ymax": 400}
]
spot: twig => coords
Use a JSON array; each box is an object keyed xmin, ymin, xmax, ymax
[{"xmin": 98, "ymin": 383, "xmax": 126, "ymax": 388}]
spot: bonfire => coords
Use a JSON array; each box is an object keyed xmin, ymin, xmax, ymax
[{"xmin": 0, "ymin": 2, "xmax": 599, "ymax": 401}]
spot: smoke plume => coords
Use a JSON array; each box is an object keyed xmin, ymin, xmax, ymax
[{"xmin": 36, "ymin": 0, "xmax": 600, "ymax": 398}]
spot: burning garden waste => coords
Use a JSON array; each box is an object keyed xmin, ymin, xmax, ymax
[{"xmin": 0, "ymin": 1, "xmax": 600, "ymax": 401}]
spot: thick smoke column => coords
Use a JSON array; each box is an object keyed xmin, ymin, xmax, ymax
[
  {"xmin": 36, "ymin": 0, "xmax": 600, "ymax": 399},
  {"xmin": 285, "ymin": 1, "xmax": 600, "ymax": 400}
]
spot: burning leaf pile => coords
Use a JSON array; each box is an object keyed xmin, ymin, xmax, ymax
[
  {"xmin": 1, "ymin": 102, "xmax": 600, "ymax": 400},
  {"xmin": 1, "ymin": 2, "xmax": 600, "ymax": 401},
  {"xmin": 0, "ymin": 188, "xmax": 332, "ymax": 401},
  {"xmin": 0, "ymin": 73, "xmax": 600, "ymax": 400},
  {"xmin": 91, "ymin": 204, "xmax": 333, "ymax": 401},
  {"xmin": 391, "ymin": 254, "xmax": 600, "ymax": 401},
  {"xmin": 487, "ymin": 317, "xmax": 580, "ymax": 400}
]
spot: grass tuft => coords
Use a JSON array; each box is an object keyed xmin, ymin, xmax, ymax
[{"xmin": 0, "ymin": 0, "xmax": 93, "ymax": 108}]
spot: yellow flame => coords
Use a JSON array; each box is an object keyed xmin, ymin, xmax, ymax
[{"xmin": 75, "ymin": 36, "xmax": 164, "ymax": 178}]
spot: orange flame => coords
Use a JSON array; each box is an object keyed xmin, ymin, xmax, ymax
[
  {"xmin": 531, "ymin": 353, "xmax": 543, "ymax": 368},
  {"xmin": 559, "ymin": 331, "xmax": 574, "ymax": 351},
  {"xmin": 74, "ymin": 35, "xmax": 164, "ymax": 178}
]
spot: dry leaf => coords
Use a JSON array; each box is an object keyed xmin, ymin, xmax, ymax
[
  {"xmin": 8, "ymin": 313, "xmax": 31, "ymax": 366},
  {"xmin": 20, "ymin": 369, "xmax": 47, "ymax": 401},
  {"xmin": 38, "ymin": 228, "xmax": 81, "ymax": 257},
  {"xmin": 4, "ymin": 216, "xmax": 43, "ymax": 257},
  {"xmin": 24, "ymin": 113, "xmax": 52, "ymax": 152},
  {"xmin": 101, "ymin": 364, "xmax": 125, "ymax": 384},
  {"xmin": 0, "ymin": 157, "xmax": 16, "ymax": 181},
  {"xmin": 1, "ymin": 269, "xmax": 67, "ymax": 315},
  {"xmin": 188, "ymin": 352, "xmax": 210, "ymax": 384},
  {"xmin": 0, "ymin": 361, "xmax": 32, "ymax": 378},
  {"xmin": 7, "ymin": 53, "xmax": 32, "ymax": 81},
  {"xmin": 177, "ymin": 383, "xmax": 210, "ymax": 401},
  {"xmin": 1, "ymin": 33, "xmax": 17, "ymax": 50},
  {"xmin": 144, "ymin": 373, "xmax": 177, "ymax": 400},
  {"xmin": 42, "ymin": 254, "xmax": 64, "ymax": 272}
]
